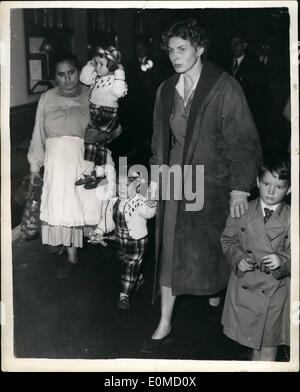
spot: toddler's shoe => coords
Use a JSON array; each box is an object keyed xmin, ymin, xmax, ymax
[
  {"xmin": 118, "ymin": 294, "xmax": 130, "ymax": 310},
  {"xmin": 75, "ymin": 170, "xmax": 97, "ymax": 186},
  {"xmin": 84, "ymin": 176, "xmax": 107, "ymax": 190}
]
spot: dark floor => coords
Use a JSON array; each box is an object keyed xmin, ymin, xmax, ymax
[{"xmin": 12, "ymin": 224, "xmax": 289, "ymax": 362}]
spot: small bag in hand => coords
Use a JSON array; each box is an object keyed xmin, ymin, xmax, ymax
[{"xmin": 20, "ymin": 176, "xmax": 43, "ymax": 241}]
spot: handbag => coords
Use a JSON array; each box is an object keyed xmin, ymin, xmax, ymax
[{"xmin": 20, "ymin": 176, "xmax": 43, "ymax": 240}]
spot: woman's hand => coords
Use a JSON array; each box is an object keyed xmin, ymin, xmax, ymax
[
  {"xmin": 229, "ymin": 190, "xmax": 250, "ymax": 218},
  {"xmin": 30, "ymin": 171, "xmax": 42, "ymax": 185}
]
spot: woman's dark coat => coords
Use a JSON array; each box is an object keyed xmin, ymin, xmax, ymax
[{"xmin": 150, "ymin": 61, "xmax": 263, "ymax": 300}]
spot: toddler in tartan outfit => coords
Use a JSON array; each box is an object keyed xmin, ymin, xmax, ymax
[
  {"xmin": 88, "ymin": 172, "xmax": 156, "ymax": 310},
  {"xmin": 76, "ymin": 46, "xmax": 128, "ymax": 189}
]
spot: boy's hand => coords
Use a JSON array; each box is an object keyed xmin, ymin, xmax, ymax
[
  {"xmin": 147, "ymin": 181, "xmax": 158, "ymax": 201},
  {"xmin": 145, "ymin": 200, "xmax": 157, "ymax": 208},
  {"xmin": 230, "ymin": 190, "xmax": 250, "ymax": 218},
  {"xmin": 238, "ymin": 258, "xmax": 257, "ymax": 272},
  {"xmin": 260, "ymin": 254, "xmax": 282, "ymax": 270},
  {"xmin": 88, "ymin": 230, "xmax": 108, "ymax": 247}
]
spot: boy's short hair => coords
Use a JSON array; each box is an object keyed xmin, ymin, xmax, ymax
[{"xmin": 258, "ymin": 159, "xmax": 291, "ymax": 185}]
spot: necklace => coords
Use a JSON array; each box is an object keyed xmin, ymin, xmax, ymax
[{"xmin": 57, "ymin": 84, "xmax": 82, "ymax": 98}]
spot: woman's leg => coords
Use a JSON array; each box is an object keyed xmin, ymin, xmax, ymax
[
  {"xmin": 252, "ymin": 347, "xmax": 278, "ymax": 361},
  {"xmin": 66, "ymin": 246, "xmax": 78, "ymax": 263},
  {"xmin": 152, "ymin": 286, "xmax": 176, "ymax": 339},
  {"xmin": 56, "ymin": 246, "xmax": 78, "ymax": 279}
]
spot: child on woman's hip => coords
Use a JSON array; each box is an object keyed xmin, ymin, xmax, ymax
[{"xmin": 76, "ymin": 45, "xmax": 128, "ymax": 190}]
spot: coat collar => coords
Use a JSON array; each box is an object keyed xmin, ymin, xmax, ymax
[
  {"xmin": 160, "ymin": 60, "xmax": 224, "ymax": 165},
  {"xmin": 250, "ymin": 198, "xmax": 286, "ymax": 223},
  {"xmin": 249, "ymin": 198, "xmax": 287, "ymax": 243}
]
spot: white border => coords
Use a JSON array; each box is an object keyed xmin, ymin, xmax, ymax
[{"xmin": 1, "ymin": 0, "xmax": 299, "ymax": 372}]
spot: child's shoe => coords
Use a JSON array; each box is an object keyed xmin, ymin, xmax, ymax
[
  {"xmin": 84, "ymin": 176, "xmax": 107, "ymax": 190},
  {"xmin": 118, "ymin": 293, "xmax": 130, "ymax": 310},
  {"xmin": 75, "ymin": 170, "xmax": 97, "ymax": 186}
]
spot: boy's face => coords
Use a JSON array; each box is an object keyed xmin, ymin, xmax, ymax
[
  {"xmin": 257, "ymin": 171, "xmax": 290, "ymax": 206},
  {"xmin": 94, "ymin": 56, "xmax": 109, "ymax": 76},
  {"xmin": 117, "ymin": 177, "xmax": 138, "ymax": 200}
]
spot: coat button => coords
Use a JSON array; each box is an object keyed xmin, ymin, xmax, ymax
[
  {"xmin": 242, "ymin": 285, "xmax": 248, "ymax": 289},
  {"xmin": 241, "ymin": 227, "xmax": 246, "ymax": 232},
  {"xmin": 262, "ymin": 289, "xmax": 265, "ymax": 294}
]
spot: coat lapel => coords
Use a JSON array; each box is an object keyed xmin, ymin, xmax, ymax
[
  {"xmin": 161, "ymin": 73, "xmax": 179, "ymax": 164},
  {"xmin": 264, "ymin": 203, "xmax": 286, "ymax": 241},
  {"xmin": 182, "ymin": 61, "xmax": 223, "ymax": 165},
  {"xmin": 248, "ymin": 200, "xmax": 286, "ymax": 252},
  {"xmin": 247, "ymin": 199, "xmax": 274, "ymax": 253}
]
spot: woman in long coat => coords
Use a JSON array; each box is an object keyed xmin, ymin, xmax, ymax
[{"xmin": 141, "ymin": 19, "xmax": 262, "ymax": 353}]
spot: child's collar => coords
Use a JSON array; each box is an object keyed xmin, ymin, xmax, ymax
[
  {"xmin": 260, "ymin": 199, "xmax": 281, "ymax": 213},
  {"xmin": 118, "ymin": 193, "xmax": 139, "ymax": 202}
]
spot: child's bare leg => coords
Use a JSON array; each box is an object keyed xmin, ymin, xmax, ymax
[{"xmin": 252, "ymin": 347, "xmax": 278, "ymax": 361}]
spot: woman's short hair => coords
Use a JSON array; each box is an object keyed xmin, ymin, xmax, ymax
[
  {"xmin": 161, "ymin": 18, "xmax": 210, "ymax": 54},
  {"xmin": 53, "ymin": 52, "xmax": 82, "ymax": 75},
  {"xmin": 93, "ymin": 45, "xmax": 121, "ymax": 72}
]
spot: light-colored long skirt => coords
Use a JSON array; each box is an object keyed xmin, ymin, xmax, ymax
[{"xmin": 40, "ymin": 136, "xmax": 114, "ymax": 247}]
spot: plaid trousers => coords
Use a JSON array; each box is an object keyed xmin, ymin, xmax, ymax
[
  {"xmin": 113, "ymin": 201, "xmax": 148, "ymax": 297},
  {"xmin": 84, "ymin": 103, "xmax": 121, "ymax": 166}
]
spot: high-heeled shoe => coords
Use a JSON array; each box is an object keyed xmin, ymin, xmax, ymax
[{"xmin": 140, "ymin": 329, "xmax": 174, "ymax": 354}]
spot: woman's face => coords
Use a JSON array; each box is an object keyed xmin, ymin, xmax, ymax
[
  {"xmin": 167, "ymin": 36, "xmax": 203, "ymax": 74},
  {"xmin": 55, "ymin": 61, "xmax": 80, "ymax": 93}
]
